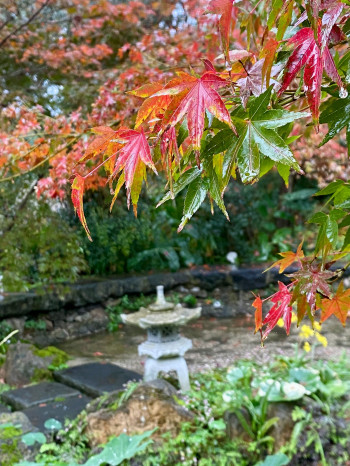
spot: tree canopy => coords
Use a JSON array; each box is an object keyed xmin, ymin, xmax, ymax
[{"xmin": 2, "ymin": 0, "xmax": 350, "ymax": 342}]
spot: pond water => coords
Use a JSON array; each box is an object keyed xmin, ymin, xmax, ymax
[{"xmin": 59, "ymin": 315, "xmax": 350, "ymax": 374}]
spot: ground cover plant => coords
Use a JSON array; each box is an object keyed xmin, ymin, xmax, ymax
[{"xmin": 0, "ymin": 350, "xmax": 348, "ymax": 465}]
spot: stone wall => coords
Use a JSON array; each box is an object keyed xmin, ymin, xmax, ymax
[{"xmin": 0, "ymin": 266, "xmax": 285, "ymax": 320}]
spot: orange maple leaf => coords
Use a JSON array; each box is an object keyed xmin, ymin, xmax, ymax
[
  {"xmin": 321, "ymin": 281, "xmax": 350, "ymax": 326},
  {"xmin": 265, "ymin": 241, "xmax": 304, "ymax": 274},
  {"xmin": 252, "ymin": 294, "xmax": 263, "ymax": 334},
  {"xmin": 71, "ymin": 174, "xmax": 91, "ymax": 242},
  {"xmin": 129, "ymin": 82, "xmax": 172, "ymax": 129}
]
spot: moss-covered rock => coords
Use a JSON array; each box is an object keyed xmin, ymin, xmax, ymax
[
  {"xmin": 33, "ymin": 345, "xmax": 69, "ymax": 369},
  {"xmin": 4, "ymin": 342, "xmax": 69, "ymax": 386}
]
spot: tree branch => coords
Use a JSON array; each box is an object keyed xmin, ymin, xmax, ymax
[{"xmin": 0, "ymin": 0, "xmax": 51, "ymax": 49}]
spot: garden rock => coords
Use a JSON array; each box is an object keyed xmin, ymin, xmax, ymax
[
  {"xmin": 85, "ymin": 380, "xmax": 193, "ymax": 447},
  {"xmin": 268, "ymin": 402, "xmax": 294, "ymax": 451},
  {"xmin": 3, "ymin": 342, "xmax": 54, "ymax": 387},
  {"xmin": 0, "ymin": 412, "xmax": 39, "ymax": 464},
  {"xmin": 224, "ymin": 408, "xmax": 252, "ymax": 442},
  {"xmin": 0, "ymin": 411, "xmax": 36, "ymax": 434}
]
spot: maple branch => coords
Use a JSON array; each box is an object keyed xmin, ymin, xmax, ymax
[
  {"xmin": 0, "ymin": 0, "xmax": 51, "ymax": 49},
  {"xmin": 0, "ymin": 135, "xmax": 80, "ymax": 183}
]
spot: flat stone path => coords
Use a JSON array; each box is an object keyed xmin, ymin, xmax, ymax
[
  {"xmin": 0, "ymin": 362, "xmax": 142, "ymax": 433},
  {"xmin": 54, "ymin": 362, "xmax": 142, "ymax": 397}
]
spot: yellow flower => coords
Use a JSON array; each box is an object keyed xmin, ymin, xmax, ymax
[
  {"xmin": 303, "ymin": 341, "xmax": 311, "ymax": 352},
  {"xmin": 277, "ymin": 318, "xmax": 284, "ymax": 328},
  {"xmin": 315, "ymin": 332, "xmax": 328, "ymax": 348},
  {"xmin": 313, "ymin": 321, "xmax": 322, "ymax": 332},
  {"xmin": 299, "ymin": 324, "xmax": 314, "ymax": 339}
]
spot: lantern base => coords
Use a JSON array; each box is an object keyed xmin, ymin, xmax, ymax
[{"xmin": 144, "ymin": 356, "xmax": 191, "ymax": 392}]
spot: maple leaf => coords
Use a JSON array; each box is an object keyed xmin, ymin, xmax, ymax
[
  {"xmin": 236, "ymin": 59, "xmax": 281, "ymax": 108},
  {"xmin": 110, "ymin": 128, "xmax": 157, "ymax": 211},
  {"xmin": 321, "ymin": 281, "xmax": 350, "ymax": 325},
  {"xmin": 207, "ymin": 0, "xmax": 238, "ymax": 61},
  {"xmin": 155, "ymin": 71, "xmax": 235, "ymax": 158},
  {"xmin": 215, "ymin": 49, "xmax": 252, "ymax": 63},
  {"xmin": 128, "ymin": 82, "xmax": 171, "ymax": 129},
  {"xmin": 288, "ymin": 263, "xmax": 335, "ymax": 312},
  {"xmin": 204, "ymin": 88, "xmax": 307, "ymax": 184},
  {"xmin": 262, "ymin": 282, "xmax": 293, "ymax": 340},
  {"xmin": 252, "ymin": 294, "xmax": 263, "ymax": 334},
  {"xmin": 80, "ymin": 126, "xmax": 119, "ymax": 163},
  {"xmin": 277, "ymin": 26, "xmax": 345, "ymax": 124},
  {"xmin": 260, "ymin": 38, "xmax": 280, "ymax": 88},
  {"xmin": 265, "ymin": 241, "xmax": 304, "ymax": 274},
  {"xmin": 319, "ymin": 88, "xmax": 350, "ymax": 147},
  {"xmin": 71, "ymin": 174, "xmax": 91, "ymax": 242}
]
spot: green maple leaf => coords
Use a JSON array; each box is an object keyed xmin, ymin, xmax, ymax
[
  {"xmin": 319, "ymin": 86, "xmax": 350, "ymax": 148},
  {"xmin": 204, "ymin": 88, "xmax": 308, "ymax": 184}
]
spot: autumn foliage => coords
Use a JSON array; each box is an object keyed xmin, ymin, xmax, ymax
[{"xmin": 2, "ymin": 0, "xmax": 350, "ymax": 342}]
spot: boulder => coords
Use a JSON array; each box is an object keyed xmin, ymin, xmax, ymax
[
  {"xmin": 3, "ymin": 342, "xmax": 53, "ymax": 387},
  {"xmin": 0, "ymin": 411, "xmax": 39, "ymax": 464},
  {"xmin": 224, "ymin": 403, "xmax": 294, "ymax": 451},
  {"xmin": 85, "ymin": 379, "xmax": 193, "ymax": 447},
  {"xmin": 267, "ymin": 402, "xmax": 294, "ymax": 451}
]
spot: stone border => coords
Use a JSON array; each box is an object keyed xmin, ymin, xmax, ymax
[{"xmin": 0, "ymin": 266, "xmax": 292, "ymax": 320}]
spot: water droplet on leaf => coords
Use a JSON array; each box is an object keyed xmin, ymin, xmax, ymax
[{"xmin": 339, "ymin": 87, "xmax": 348, "ymax": 99}]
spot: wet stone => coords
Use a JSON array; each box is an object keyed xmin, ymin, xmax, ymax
[
  {"xmin": 0, "ymin": 402, "xmax": 11, "ymax": 414},
  {"xmin": 54, "ymin": 362, "xmax": 142, "ymax": 397},
  {"xmin": 23, "ymin": 394, "xmax": 91, "ymax": 432},
  {"xmin": 1, "ymin": 382, "xmax": 80, "ymax": 411}
]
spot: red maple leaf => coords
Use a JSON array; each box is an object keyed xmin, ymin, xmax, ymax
[
  {"xmin": 288, "ymin": 263, "xmax": 335, "ymax": 312},
  {"xmin": 155, "ymin": 71, "xmax": 235, "ymax": 162},
  {"xmin": 110, "ymin": 128, "xmax": 157, "ymax": 210},
  {"xmin": 207, "ymin": 0, "xmax": 238, "ymax": 61},
  {"xmin": 278, "ymin": 26, "xmax": 344, "ymax": 124},
  {"xmin": 262, "ymin": 282, "xmax": 293, "ymax": 340},
  {"xmin": 321, "ymin": 281, "xmax": 350, "ymax": 326}
]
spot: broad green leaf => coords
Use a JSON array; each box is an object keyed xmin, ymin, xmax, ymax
[
  {"xmin": 157, "ymin": 167, "xmax": 201, "ymax": 206},
  {"xmin": 202, "ymin": 128, "xmax": 237, "ymax": 158},
  {"xmin": 83, "ymin": 431, "xmax": 154, "ymax": 466},
  {"xmin": 237, "ymin": 126, "xmax": 260, "ymax": 183},
  {"xmin": 21, "ymin": 432, "xmax": 46, "ymax": 446},
  {"xmin": 254, "ymin": 110, "xmax": 310, "ymax": 129},
  {"xmin": 277, "ymin": 163, "xmax": 290, "ymax": 187},
  {"xmin": 320, "ymin": 90, "xmax": 350, "ymax": 147},
  {"xmin": 178, "ymin": 176, "xmax": 208, "ymax": 232},
  {"xmin": 251, "ymin": 124, "xmax": 300, "ymax": 170},
  {"xmin": 267, "ymin": 0, "xmax": 284, "ymax": 30},
  {"xmin": 308, "ymin": 211, "xmax": 328, "ymax": 224},
  {"xmin": 256, "ymin": 453, "xmax": 290, "ymax": 466},
  {"xmin": 339, "ymin": 214, "xmax": 350, "ymax": 228},
  {"xmin": 314, "ymin": 180, "xmax": 345, "ymax": 196},
  {"xmin": 329, "ymin": 208, "xmax": 347, "ymax": 221},
  {"xmin": 44, "ymin": 418, "xmax": 63, "ymax": 431},
  {"xmin": 249, "ymin": 87, "xmax": 273, "ymax": 120},
  {"xmin": 214, "ymin": 90, "xmax": 303, "ymax": 183}
]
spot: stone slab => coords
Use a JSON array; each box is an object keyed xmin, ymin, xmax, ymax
[
  {"xmin": 1, "ymin": 381, "xmax": 80, "ymax": 411},
  {"xmin": 54, "ymin": 362, "xmax": 142, "ymax": 397},
  {"xmin": 0, "ymin": 402, "xmax": 11, "ymax": 414},
  {"xmin": 23, "ymin": 394, "xmax": 91, "ymax": 431}
]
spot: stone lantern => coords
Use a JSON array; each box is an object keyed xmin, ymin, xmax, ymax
[{"xmin": 121, "ymin": 285, "xmax": 201, "ymax": 391}]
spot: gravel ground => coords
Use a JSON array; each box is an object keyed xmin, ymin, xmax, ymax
[{"xmin": 59, "ymin": 315, "xmax": 350, "ymax": 374}]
